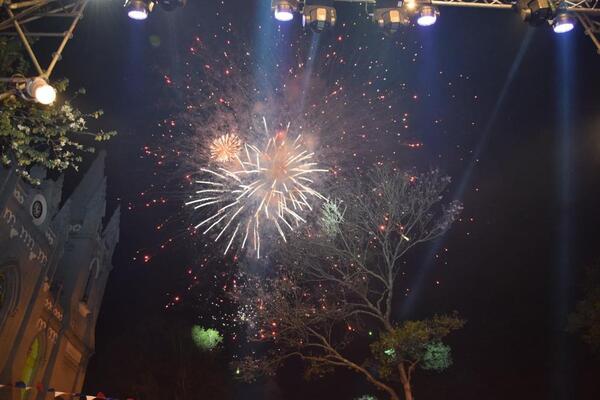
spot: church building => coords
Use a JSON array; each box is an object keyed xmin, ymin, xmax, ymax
[{"xmin": 0, "ymin": 152, "xmax": 119, "ymax": 399}]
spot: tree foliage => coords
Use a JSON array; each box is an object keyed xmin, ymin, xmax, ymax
[
  {"xmin": 234, "ymin": 167, "xmax": 464, "ymax": 400},
  {"xmin": 0, "ymin": 38, "xmax": 115, "ymax": 184},
  {"xmin": 191, "ymin": 325, "xmax": 223, "ymax": 351},
  {"xmin": 371, "ymin": 314, "xmax": 464, "ymax": 379}
]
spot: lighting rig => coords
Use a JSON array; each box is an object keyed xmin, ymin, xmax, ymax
[
  {"xmin": 0, "ymin": 0, "xmax": 188, "ymax": 103},
  {"xmin": 124, "ymin": 0, "xmax": 186, "ymax": 21},
  {"xmin": 0, "ymin": 0, "xmax": 90, "ymax": 103},
  {"xmin": 1, "ymin": 0, "xmax": 599, "ymax": 105},
  {"xmin": 271, "ymin": 0, "xmax": 600, "ymax": 53}
]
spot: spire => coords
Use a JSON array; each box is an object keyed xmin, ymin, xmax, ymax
[
  {"xmin": 102, "ymin": 205, "xmax": 120, "ymax": 257},
  {"xmin": 44, "ymin": 174, "xmax": 64, "ymax": 213},
  {"xmin": 68, "ymin": 151, "xmax": 107, "ymax": 233}
]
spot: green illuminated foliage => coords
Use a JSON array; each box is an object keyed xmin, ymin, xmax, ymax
[
  {"xmin": 191, "ymin": 325, "xmax": 223, "ymax": 351},
  {"xmin": 370, "ymin": 314, "xmax": 464, "ymax": 378},
  {"xmin": 320, "ymin": 198, "xmax": 345, "ymax": 237},
  {"xmin": 421, "ymin": 342, "xmax": 453, "ymax": 371}
]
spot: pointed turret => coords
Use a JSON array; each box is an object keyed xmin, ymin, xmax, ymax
[
  {"xmin": 68, "ymin": 151, "xmax": 107, "ymax": 235},
  {"xmin": 44, "ymin": 174, "xmax": 64, "ymax": 213},
  {"xmin": 102, "ymin": 205, "xmax": 120, "ymax": 259}
]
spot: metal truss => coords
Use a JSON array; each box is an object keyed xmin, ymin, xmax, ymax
[
  {"xmin": 0, "ymin": 0, "xmax": 88, "ymax": 99},
  {"xmin": 334, "ymin": 0, "xmax": 600, "ymax": 53},
  {"xmin": 576, "ymin": 9, "xmax": 600, "ymax": 50},
  {"xmin": 1, "ymin": 0, "xmax": 599, "ymax": 91}
]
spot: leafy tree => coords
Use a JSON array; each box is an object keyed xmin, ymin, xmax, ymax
[
  {"xmin": 370, "ymin": 314, "xmax": 464, "ymax": 397},
  {"xmin": 191, "ymin": 325, "xmax": 223, "ymax": 351},
  {"xmin": 569, "ymin": 265, "xmax": 600, "ymax": 353},
  {"xmin": 0, "ymin": 38, "xmax": 115, "ymax": 184},
  {"xmin": 234, "ymin": 167, "xmax": 464, "ymax": 400}
]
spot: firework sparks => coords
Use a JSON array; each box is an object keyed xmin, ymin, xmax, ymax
[
  {"xmin": 187, "ymin": 122, "xmax": 327, "ymax": 258},
  {"xmin": 210, "ymin": 133, "xmax": 242, "ymax": 162}
]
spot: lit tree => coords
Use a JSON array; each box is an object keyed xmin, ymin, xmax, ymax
[
  {"xmin": 0, "ymin": 38, "xmax": 115, "ymax": 184},
  {"xmin": 235, "ymin": 166, "xmax": 464, "ymax": 400}
]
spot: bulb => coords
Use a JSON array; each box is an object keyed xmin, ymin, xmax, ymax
[
  {"xmin": 274, "ymin": 4, "xmax": 294, "ymax": 21},
  {"xmin": 27, "ymin": 78, "xmax": 56, "ymax": 105},
  {"xmin": 553, "ymin": 12, "xmax": 575, "ymax": 34},
  {"xmin": 553, "ymin": 21, "xmax": 574, "ymax": 33},
  {"xmin": 274, "ymin": 10, "xmax": 293, "ymax": 21},
  {"xmin": 35, "ymin": 84, "xmax": 57, "ymax": 105},
  {"xmin": 417, "ymin": 14, "xmax": 436, "ymax": 26},
  {"xmin": 417, "ymin": 5, "xmax": 437, "ymax": 27},
  {"xmin": 127, "ymin": 0, "xmax": 149, "ymax": 20},
  {"xmin": 128, "ymin": 9, "xmax": 148, "ymax": 20}
]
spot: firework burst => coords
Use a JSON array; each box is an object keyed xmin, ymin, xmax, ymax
[
  {"xmin": 210, "ymin": 134, "xmax": 242, "ymax": 163},
  {"xmin": 186, "ymin": 121, "xmax": 327, "ymax": 258}
]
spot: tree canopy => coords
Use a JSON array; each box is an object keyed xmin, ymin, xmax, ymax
[{"xmin": 234, "ymin": 166, "xmax": 464, "ymax": 400}]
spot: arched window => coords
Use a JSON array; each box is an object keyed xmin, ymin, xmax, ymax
[{"xmin": 82, "ymin": 258, "xmax": 99, "ymax": 303}]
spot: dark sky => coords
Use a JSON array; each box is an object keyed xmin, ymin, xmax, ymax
[{"xmin": 44, "ymin": 0, "xmax": 600, "ymax": 399}]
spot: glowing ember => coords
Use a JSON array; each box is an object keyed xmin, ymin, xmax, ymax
[{"xmin": 210, "ymin": 133, "xmax": 242, "ymax": 162}]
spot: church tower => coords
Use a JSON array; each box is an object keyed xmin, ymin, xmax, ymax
[{"xmin": 0, "ymin": 152, "xmax": 119, "ymax": 399}]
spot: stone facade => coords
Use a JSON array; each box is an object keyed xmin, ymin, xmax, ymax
[{"xmin": 0, "ymin": 152, "xmax": 119, "ymax": 399}]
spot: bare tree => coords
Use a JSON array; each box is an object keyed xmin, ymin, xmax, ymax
[{"xmin": 234, "ymin": 167, "xmax": 464, "ymax": 400}]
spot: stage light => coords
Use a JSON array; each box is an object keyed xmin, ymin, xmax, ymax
[
  {"xmin": 25, "ymin": 77, "xmax": 56, "ymax": 105},
  {"xmin": 26, "ymin": 77, "xmax": 56, "ymax": 105},
  {"xmin": 552, "ymin": 10, "xmax": 575, "ymax": 33},
  {"xmin": 405, "ymin": 0, "xmax": 417, "ymax": 11},
  {"xmin": 125, "ymin": 0, "xmax": 153, "ymax": 20},
  {"xmin": 303, "ymin": 1, "xmax": 336, "ymax": 32},
  {"xmin": 516, "ymin": 0, "xmax": 553, "ymax": 26},
  {"xmin": 272, "ymin": 0, "xmax": 297, "ymax": 22},
  {"xmin": 417, "ymin": 4, "xmax": 438, "ymax": 26},
  {"xmin": 374, "ymin": 1, "xmax": 408, "ymax": 35}
]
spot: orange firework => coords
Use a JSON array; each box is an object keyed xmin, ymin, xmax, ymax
[{"xmin": 210, "ymin": 134, "xmax": 242, "ymax": 162}]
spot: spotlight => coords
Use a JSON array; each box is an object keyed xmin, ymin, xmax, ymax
[
  {"xmin": 303, "ymin": 1, "xmax": 336, "ymax": 32},
  {"xmin": 552, "ymin": 10, "xmax": 575, "ymax": 33},
  {"xmin": 404, "ymin": 0, "xmax": 417, "ymax": 11},
  {"xmin": 417, "ymin": 4, "xmax": 438, "ymax": 26},
  {"xmin": 516, "ymin": 0, "xmax": 553, "ymax": 26},
  {"xmin": 374, "ymin": 1, "xmax": 408, "ymax": 35},
  {"xmin": 125, "ymin": 0, "xmax": 153, "ymax": 20},
  {"xmin": 25, "ymin": 77, "xmax": 56, "ymax": 105},
  {"xmin": 272, "ymin": 0, "xmax": 297, "ymax": 22}
]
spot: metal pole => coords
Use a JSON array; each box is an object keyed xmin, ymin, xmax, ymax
[
  {"xmin": 3, "ymin": 4, "xmax": 44, "ymax": 75},
  {"xmin": 0, "ymin": 90, "xmax": 16, "ymax": 101},
  {"xmin": 577, "ymin": 13, "xmax": 600, "ymax": 54},
  {"xmin": 44, "ymin": 0, "xmax": 88, "ymax": 78},
  {"xmin": 0, "ymin": 32, "xmax": 70, "ymax": 37},
  {"xmin": 0, "ymin": 4, "xmax": 78, "ymax": 31},
  {"xmin": 8, "ymin": 0, "xmax": 50, "ymax": 10},
  {"xmin": 431, "ymin": 1, "xmax": 512, "ymax": 9}
]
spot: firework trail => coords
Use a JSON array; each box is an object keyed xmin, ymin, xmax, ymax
[{"xmin": 187, "ymin": 120, "xmax": 327, "ymax": 258}]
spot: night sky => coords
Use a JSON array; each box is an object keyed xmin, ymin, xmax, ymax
[{"xmin": 43, "ymin": 0, "xmax": 600, "ymax": 398}]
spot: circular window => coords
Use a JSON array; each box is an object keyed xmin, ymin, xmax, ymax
[{"xmin": 30, "ymin": 194, "xmax": 47, "ymax": 226}]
